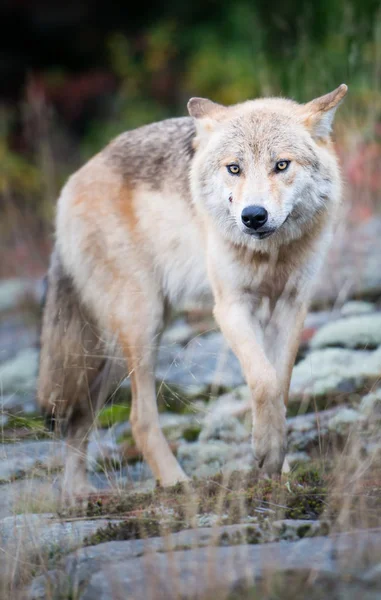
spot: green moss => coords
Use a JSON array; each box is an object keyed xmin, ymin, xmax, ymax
[
  {"xmin": 182, "ymin": 425, "xmax": 201, "ymax": 442},
  {"xmin": 218, "ymin": 525, "xmax": 261, "ymax": 547},
  {"xmin": 95, "ymin": 456, "xmax": 123, "ymax": 473},
  {"xmin": 116, "ymin": 431, "xmax": 134, "ymax": 445},
  {"xmin": 84, "ymin": 518, "xmax": 163, "ymax": 545},
  {"xmin": 60, "ymin": 466, "xmax": 328, "ymax": 531},
  {"xmin": 2, "ymin": 414, "xmax": 49, "ymax": 440},
  {"xmin": 157, "ymin": 383, "xmax": 193, "ymax": 414},
  {"xmin": 97, "ymin": 404, "xmax": 131, "ymax": 428}
]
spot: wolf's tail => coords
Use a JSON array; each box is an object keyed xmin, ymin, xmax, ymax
[{"xmin": 37, "ymin": 249, "xmax": 109, "ymax": 433}]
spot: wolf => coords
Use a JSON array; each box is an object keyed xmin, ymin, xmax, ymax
[{"xmin": 38, "ymin": 84, "xmax": 347, "ymax": 497}]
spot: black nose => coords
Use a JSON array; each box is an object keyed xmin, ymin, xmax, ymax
[{"xmin": 241, "ymin": 205, "xmax": 268, "ymax": 230}]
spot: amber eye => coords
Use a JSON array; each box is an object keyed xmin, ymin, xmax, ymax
[
  {"xmin": 227, "ymin": 164, "xmax": 240, "ymax": 175},
  {"xmin": 275, "ymin": 160, "xmax": 290, "ymax": 172}
]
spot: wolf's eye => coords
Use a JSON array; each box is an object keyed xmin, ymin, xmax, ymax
[
  {"xmin": 227, "ymin": 164, "xmax": 240, "ymax": 175},
  {"xmin": 275, "ymin": 160, "xmax": 290, "ymax": 172}
]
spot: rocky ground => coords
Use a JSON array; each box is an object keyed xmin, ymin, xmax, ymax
[{"xmin": 2, "ymin": 216, "xmax": 381, "ymax": 599}]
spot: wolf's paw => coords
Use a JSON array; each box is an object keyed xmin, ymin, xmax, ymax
[
  {"xmin": 252, "ymin": 417, "xmax": 287, "ymax": 476},
  {"xmin": 159, "ymin": 468, "xmax": 190, "ymax": 488}
]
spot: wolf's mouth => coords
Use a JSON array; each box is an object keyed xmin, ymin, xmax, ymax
[
  {"xmin": 255, "ymin": 230, "xmax": 275, "ymax": 239},
  {"xmin": 243, "ymin": 228, "xmax": 276, "ymax": 239}
]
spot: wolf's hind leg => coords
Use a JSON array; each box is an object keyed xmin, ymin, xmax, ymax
[{"xmin": 61, "ymin": 357, "xmax": 125, "ymax": 499}]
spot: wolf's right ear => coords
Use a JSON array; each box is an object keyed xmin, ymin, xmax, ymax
[
  {"xmin": 187, "ymin": 97, "xmax": 227, "ymax": 144},
  {"xmin": 187, "ymin": 98, "xmax": 225, "ymax": 119}
]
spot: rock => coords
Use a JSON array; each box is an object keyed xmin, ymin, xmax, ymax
[
  {"xmin": 312, "ymin": 215, "xmax": 381, "ymax": 307},
  {"xmin": 272, "ymin": 519, "xmax": 329, "ymax": 540},
  {"xmin": 328, "ymin": 408, "xmax": 364, "ymax": 435},
  {"xmin": 310, "ymin": 314, "xmax": 381, "ymax": 350},
  {"xmin": 359, "ymin": 388, "xmax": 381, "ymax": 419},
  {"xmin": 221, "ymin": 456, "xmax": 253, "ymax": 476},
  {"xmin": 161, "ymin": 318, "xmax": 195, "ymax": 346},
  {"xmin": 0, "ymin": 347, "xmax": 39, "ymax": 393},
  {"xmin": 0, "ymin": 440, "xmax": 65, "ymax": 483},
  {"xmin": 362, "ymin": 563, "xmax": 381, "ymax": 584},
  {"xmin": 156, "ymin": 331, "xmax": 244, "ymax": 390},
  {"xmin": 0, "ymin": 279, "xmax": 27, "ymax": 313},
  {"xmin": 0, "ymin": 313, "xmax": 39, "ymax": 363},
  {"xmin": 0, "ymin": 513, "xmax": 120, "ymax": 554},
  {"xmin": 199, "ymin": 415, "xmax": 249, "ymax": 443},
  {"xmin": 1, "ymin": 393, "xmax": 37, "ymax": 415},
  {"xmin": 0, "ymin": 478, "xmax": 55, "ymax": 519},
  {"xmin": 285, "ymin": 452, "xmax": 311, "ymax": 467},
  {"xmin": 26, "ymin": 524, "xmax": 263, "ymax": 599},
  {"xmin": 26, "ymin": 530, "xmax": 381, "ymax": 600},
  {"xmin": 289, "ymin": 347, "xmax": 381, "ymax": 401},
  {"xmin": 0, "ymin": 514, "xmax": 122, "ymax": 581},
  {"xmin": 177, "ymin": 439, "xmax": 250, "ymax": 477},
  {"xmin": 302, "ymin": 310, "xmax": 338, "ymax": 343},
  {"xmin": 287, "ymin": 408, "xmax": 340, "ymax": 452},
  {"xmin": 340, "ymin": 301, "xmax": 375, "ymax": 317},
  {"xmin": 205, "ymin": 385, "xmax": 250, "ymax": 420}
]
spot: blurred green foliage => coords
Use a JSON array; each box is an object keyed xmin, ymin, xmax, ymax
[
  {"xmin": 83, "ymin": 0, "xmax": 381, "ymax": 154},
  {"xmin": 0, "ymin": 114, "xmax": 41, "ymax": 197},
  {"xmin": 2, "ymin": 0, "xmax": 381, "ymax": 216}
]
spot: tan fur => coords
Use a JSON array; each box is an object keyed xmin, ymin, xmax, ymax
[{"xmin": 38, "ymin": 85, "xmax": 347, "ymax": 497}]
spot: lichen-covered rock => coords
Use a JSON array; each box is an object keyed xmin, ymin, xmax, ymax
[
  {"xmin": 340, "ymin": 301, "xmax": 375, "ymax": 317},
  {"xmin": 290, "ymin": 347, "xmax": 381, "ymax": 401},
  {"xmin": 285, "ymin": 452, "xmax": 311, "ymax": 467},
  {"xmin": 310, "ymin": 314, "xmax": 381, "ymax": 350},
  {"xmin": 328, "ymin": 408, "xmax": 363, "ymax": 435},
  {"xmin": 160, "ymin": 318, "xmax": 195, "ymax": 346},
  {"xmin": 199, "ymin": 415, "xmax": 248, "ymax": 443},
  {"xmin": 0, "ymin": 348, "xmax": 39, "ymax": 393},
  {"xmin": 359, "ymin": 388, "xmax": 381, "ymax": 419},
  {"xmin": 206, "ymin": 386, "xmax": 250, "ymax": 420},
  {"xmin": 177, "ymin": 440, "xmax": 251, "ymax": 477},
  {"xmin": 271, "ymin": 519, "xmax": 329, "ymax": 540}
]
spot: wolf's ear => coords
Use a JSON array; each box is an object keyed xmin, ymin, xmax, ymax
[
  {"xmin": 187, "ymin": 97, "xmax": 227, "ymax": 144},
  {"xmin": 302, "ymin": 84, "xmax": 348, "ymax": 139},
  {"xmin": 187, "ymin": 97, "xmax": 226, "ymax": 119}
]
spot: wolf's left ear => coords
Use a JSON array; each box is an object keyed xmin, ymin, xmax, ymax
[{"xmin": 302, "ymin": 84, "xmax": 348, "ymax": 139}]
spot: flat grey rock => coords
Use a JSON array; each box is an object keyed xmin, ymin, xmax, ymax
[
  {"xmin": 177, "ymin": 439, "xmax": 251, "ymax": 477},
  {"xmin": 26, "ymin": 530, "xmax": 381, "ymax": 599},
  {"xmin": 0, "ymin": 514, "xmax": 122, "ymax": 582},
  {"xmin": 0, "ymin": 513, "xmax": 120, "ymax": 552},
  {"xmin": 0, "ymin": 314, "xmax": 39, "ymax": 363},
  {"xmin": 0, "ymin": 440, "xmax": 65, "ymax": 483},
  {"xmin": 1, "ymin": 392, "xmax": 37, "ymax": 415},
  {"xmin": 156, "ymin": 331, "xmax": 244, "ymax": 389},
  {"xmin": 0, "ymin": 347, "xmax": 39, "ymax": 394}
]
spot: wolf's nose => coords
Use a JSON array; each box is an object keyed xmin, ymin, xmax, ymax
[{"xmin": 241, "ymin": 205, "xmax": 268, "ymax": 230}]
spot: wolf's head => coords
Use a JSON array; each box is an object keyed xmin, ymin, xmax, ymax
[{"xmin": 188, "ymin": 85, "xmax": 347, "ymax": 249}]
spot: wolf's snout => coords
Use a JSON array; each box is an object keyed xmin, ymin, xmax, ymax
[{"xmin": 241, "ymin": 205, "xmax": 268, "ymax": 230}]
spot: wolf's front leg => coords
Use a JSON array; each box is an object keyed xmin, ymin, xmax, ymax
[{"xmin": 214, "ymin": 299, "xmax": 287, "ymax": 475}]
